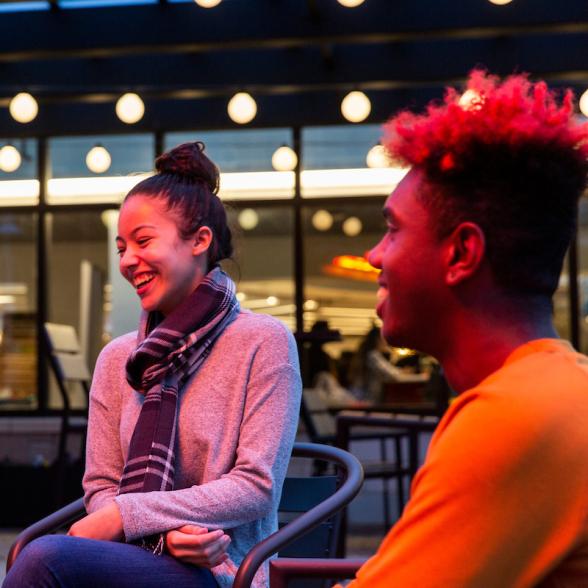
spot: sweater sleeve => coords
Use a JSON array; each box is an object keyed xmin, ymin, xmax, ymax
[
  {"xmin": 113, "ymin": 323, "xmax": 302, "ymax": 541},
  {"xmin": 347, "ymin": 389, "xmax": 588, "ymax": 588},
  {"xmin": 82, "ymin": 335, "xmax": 132, "ymax": 513}
]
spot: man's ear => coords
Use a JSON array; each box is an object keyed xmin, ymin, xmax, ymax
[
  {"xmin": 192, "ymin": 226, "xmax": 213, "ymax": 256},
  {"xmin": 444, "ymin": 222, "xmax": 486, "ymax": 286}
]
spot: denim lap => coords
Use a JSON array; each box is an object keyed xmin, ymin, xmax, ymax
[{"xmin": 3, "ymin": 535, "xmax": 218, "ymax": 588}]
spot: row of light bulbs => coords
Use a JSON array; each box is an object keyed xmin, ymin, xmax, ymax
[
  {"xmin": 0, "ymin": 140, "xmax": 388, "ymax": 174},
  {"xmin": 237, "ymin": 207, "xmax": 364, "ymax": 237},
  {"xmin": 5, "ymin": 89, "xmax": 373, "ymax": 127},
  {"xmin": 194, "ymin": 0, "xmax": 368, "ymax": 7},
  {"xmin": 9, "ymin": 78, "xmax": 588, "ymax": 129}
]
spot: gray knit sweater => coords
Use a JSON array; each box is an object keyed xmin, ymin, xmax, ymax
[{"xmin": 83, "ymin": 310, "xmax": 302, "ymax": 588}]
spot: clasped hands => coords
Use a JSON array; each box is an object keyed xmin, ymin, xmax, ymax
[{"xmin": 68, "ymin": 501, "xmax": 230, "ymax": 568}]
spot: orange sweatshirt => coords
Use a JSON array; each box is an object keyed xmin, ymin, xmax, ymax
[{"xmin": 347, "ymin": 339, "xmax": 588, "ymax": 587}]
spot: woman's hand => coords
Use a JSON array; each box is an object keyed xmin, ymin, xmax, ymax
[
  {"xmin": 165, "ymin": 525, "xmax": 231, "ymax": 568},
  {"xmin": 68, "ymin": 501, "xmax": 124, "ymax": 542}
]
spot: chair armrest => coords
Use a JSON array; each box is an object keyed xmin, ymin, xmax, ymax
[
  {"xmin": 269, "ymin": 557, "xmax": 366, "ymax": 588},
  {"xmin": 6, "ymin": 497, "xmax": 86, "ymax": 572}
]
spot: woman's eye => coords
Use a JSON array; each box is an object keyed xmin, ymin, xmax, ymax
[
  {"xmin": 116, "ymin": 248, "xmax": 125, "ymax": 256},
  {"xmin": 137, "ymin": 237, "xmax": 151, "ymax": 246}
]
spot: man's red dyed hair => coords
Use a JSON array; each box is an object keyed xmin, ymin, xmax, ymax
[{"xmin": 383, "ymin": 70, "xmax": 588, "ymax": 297}]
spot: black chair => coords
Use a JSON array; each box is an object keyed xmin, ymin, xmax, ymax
[
  {"xmin": 7, "ymin": 442, "xmax": 364, "ymax": 588},
  {"xmin": 301, "ymin": 388, "xmax": 410, "ymax": 531},
  {"xmin": 44, "ymin": 322, "xmax": 91, "ymax": 467}
]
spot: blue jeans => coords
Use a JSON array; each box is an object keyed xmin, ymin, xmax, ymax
[{"xmin": 3, "ymin": 535, "xmax": 219, "ymax": 588}]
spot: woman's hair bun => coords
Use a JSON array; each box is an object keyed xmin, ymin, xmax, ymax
[{"xmin": 155, "ymin": 141, "xmax": 219, "ymax": 194}]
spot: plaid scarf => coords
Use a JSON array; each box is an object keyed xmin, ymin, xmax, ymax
[{"xmin": 118, "ymin": 267, "xmax": 239, "ymax": 498}]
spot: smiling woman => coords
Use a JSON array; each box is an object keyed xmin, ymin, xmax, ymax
[{"xmin": 4, "ymin": 142, "xmax": 302, "ymax": 588}]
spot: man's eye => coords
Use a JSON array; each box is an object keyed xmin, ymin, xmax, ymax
[
  {"xmin": 116, "ymin": 248, "xmax": 125, "ymax": 256},
  {"xmin": 137, "ymin": 237, "xmax": 151, "ymax": 246}
]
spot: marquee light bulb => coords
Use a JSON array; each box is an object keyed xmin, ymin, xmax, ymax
[
  {"xmin": 337, "ymin": 0, "xmax": 366, "ymax": 6},
  {"xmin": 195, "ymin": 0, "xmax": 222, "ymax": 6},
  {"xmin": 227, "ymin": 92, "xmax": 257, "ymax": 124},
  {"xmin": 366, "ymin": 145, "xmax": 389, "ymax": 168},
  {"xmin": 0, "ymin": 145, "xmax": 22, "ymax": 172},
  {"xmin": 9, "ymin": 93, "xmax": 38, "ymax": 124},
  {"xmin": 341, "ymin": 91, "xmax": 371, "ymax": 123},
  {"xmin": 579, "ymin": 89, "xmax": 588, "ymax": 118},
  {"xmin": 86, "ymin": 145, "xmax": 112, "ymax": 174},
  {"xmin": 343, "ymin": 216, "xmax": 363, "ymax": 237},
  {"xmin": 238, "ymin": 208, "xmax": 259, "ymax": 230},
  {"xmin": 271, "ymin": 145, "xmax": 298, "ymax": 171},
  {"xmin": 312, "ymin": 210, "xmax": 333, "ymax": 231},
  {"xmin": 116, "ymin": 93, "xmax": 145, "ymax": 124}
]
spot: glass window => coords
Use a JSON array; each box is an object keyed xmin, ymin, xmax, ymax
[
  {"xmin": 47, "ymin": 135, "xmax": 154, "ymax": 206},
  {"xmin": 0, "ymin": 138, "xmax": 39, "ymax": 206},
  {"xmin": 223, "ymin": 204, "xmax": 295, "ymax": 331},
  {"xmin": 0, "ymin": 212, "xmax": 37, "ymax": 409},
  {"xmin": 166, "ymin": 129, "xmax": 293, "ymax": 173},
  {"xmin": 301, "ymin": 200, "xmax": 385, "ymax": 384},
  {"xmin": 302, "ymin": 125, "xmax": 381, "ymax": 170},
  {"xmin": 46, "ymin": 210, "xmax": 110, "ymax": 408}
]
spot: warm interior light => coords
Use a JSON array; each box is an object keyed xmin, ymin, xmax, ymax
[
  {"xmin": 341, "ymin": 91, "xmax": 371, "ymax": 123},
  {"xmin": 9, "ymin": 93, "xmax": 38, "ymax": 124},
  {"xmin": 0, "ymin": 146, "xmax": 22, "ymax": 173},
  {"xmin": 236, "ymin": 292, "xmax": 247, "ymax": 302},
  {"xmin": 116, "ymin": 93, "xmax": 145, "ymax": 124},
  {"xmin": 366, "ymin": 144, "xmax": 389, "ymax": 168},
  {"xmin": 195, "ymin": 0, "xmax": 222, "ymax": 6},
  {"xmin": 337, "ymin": 0, "xmax": 366, "ymax": 6},
  {"xmin": 227, "ymin": 92, "xmax": 257, "ymax": 124},
  {"xmin": 312, "ymin": 210, "xmax": 334, "ymax": 231},
  {"xmin": 271, "ymin": 145, "xmax": 298, "ymax": 171},
  {"xmin": 86, "ymin": 145, "xmax": 112, "ymax": 174},
  {"xmin": 488, "ymin": 0, "xmax": 513, "ymax": 4},
  {"xmin": 323, "ymin": 255, "xmax": 380, "ymax": 282},
  {"xmin": 342, "ymin": 216, "xmax": 362, "ymax": 237},
  {"xmin": 266, "ymin": 296, "xmax": 279, "ymax": 306},
  {"xmin": 238, "ymin": 208, "xmax": 259, "ymax": 230},
  {"xmin": 580, "ymin": 89, "xmax": 588, "ymax": 118}
]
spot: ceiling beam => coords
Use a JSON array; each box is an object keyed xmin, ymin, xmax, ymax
[
  {"xmin": 0, "ymin": 0, "xmax": 586, "ymax": 62},
  {"xmin": 0, "ymin": 33, "xmax": 586, "ymax": 98}
]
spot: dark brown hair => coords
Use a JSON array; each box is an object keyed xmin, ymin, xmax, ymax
[{"xmin": 124, "ymin": 141, "xmax": 233, "ymax": 266}]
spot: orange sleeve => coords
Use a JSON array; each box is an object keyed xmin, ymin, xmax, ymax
[{"xmin": 346, "ymin": 387, "xmax": 587, "ymax": 588}]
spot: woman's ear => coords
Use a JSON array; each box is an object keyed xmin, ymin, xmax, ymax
[
  {"xmin": 192, "ymin": 226, "xmax": 213, "ymax": 256},
  {"xmin": 444, "ymin": 222, "xmax": 486, "ymax": 286}
]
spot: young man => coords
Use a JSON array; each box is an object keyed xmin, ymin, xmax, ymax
[{"xmin": 346, "ymin": 71, "xmax": 588, "ymax": 587}]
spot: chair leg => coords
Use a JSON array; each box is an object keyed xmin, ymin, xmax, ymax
[
  {"xmin": 379, "ymin": 439, "xmax": 391, "ymax": 531},
  {"xmin": 394, "ymin": 436, "xmax": 405, "ymax": 517}
]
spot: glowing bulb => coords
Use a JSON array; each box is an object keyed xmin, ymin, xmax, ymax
[
  {"xmin": 195, "ymin": 0, "xmax": 222, "ymax": 6},
  {"xmin": 86, "ymin": 145, "xmax": 112, "ymax": 174},
  {"xmin": 337, "ymin": 0, "xmax": 365, "ymax": 6},
  {"xmin": 488, "ymin": 0, "xmax": 513, "ymax": 4},
  {"xmin": 227, "ymin": 92, "xmax": 257, "ymax": 124},
  {"xmin": 458, "ymin": 89, "xmax": 483, "ymax": 110},
  {"xmin": 9, "ymin": 93, "xmax": 38, "ymax": 124},
  {"xmin": 266, "ymin": 296, "xmax": 279, "ymax": 306},
  {"xmin": 303, "ymin": 300, "xmax": 319, "ymax": 311},
  {"xmin": 0, "ymin": 145, "xmax": 22, "ymax": 172},
  {"xmin": 238, "ymin": 208, "xmax": 259, "ymax": 230},
  {"xmin": 366, "ymin": 145, "xmax": 389, "ymax": 168},
  {"xmin": 236, "ymin": 292, "xmax": 247, "ymax": 302},
  {"xmin": 115, "ymin": 93, "xmax": 145, "ymax": 124},
  {"xmin": 312, "ymin": 210, "xmax": 333, "ymax": 231},
  {"xmin": 341, "ymin": 91, "xmax": 371, "ymax": 123},
  {"xmin": 271, "ymin": 145, "xmax": 298, "ymax": 171},
  {"xmin": 580, "ymin": 90, "xmax": 588, "ymax": 118},
  {"xmin": 343, "ymin": 217, "xmax": 362, "ymax": 237}
]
